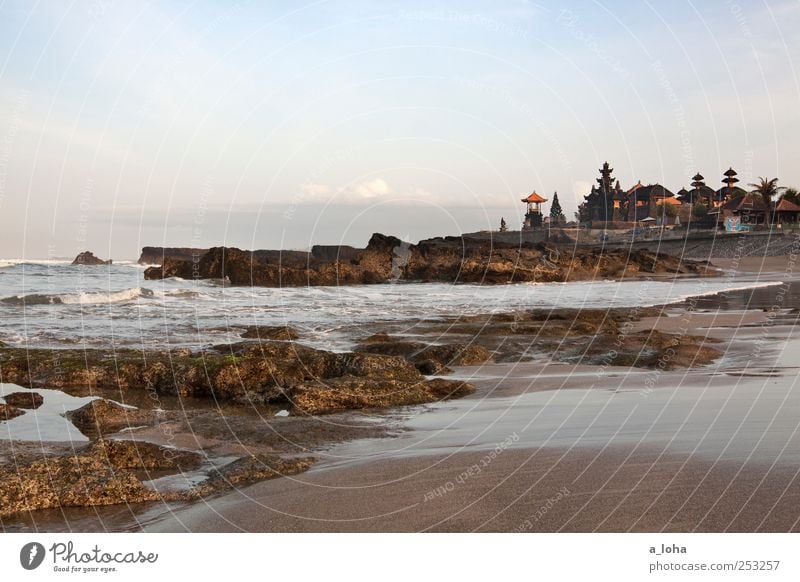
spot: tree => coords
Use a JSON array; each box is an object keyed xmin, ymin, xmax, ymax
[
  {"xmin": 781, "ymin": 187, "xmax": 799, "ymax": 205},
  {"xmin": 656, "ymin": 201, "xmax": 677, "ymax": 217},
  {"xmin": 499, "ymin": 217, "xmax": 508, "ymax": 232},
  {"xmin": 749, "ymin": 177, "xmax": 784, "ymax": 224},
  {"xmin": 749, "ymin": 177, "xmax": 784, "ymax": 205},
  {"xmin": 692, "ymin": 203, "xmax": 708, "ymax": 218},
  {"xmin": 549, "ymin": 192, "xmax": 565, "ymax": 224}
]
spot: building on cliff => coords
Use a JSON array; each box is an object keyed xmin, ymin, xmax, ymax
[{"xmin": 575, "ymin": 164, "xmax": 762, "ymax": 229}]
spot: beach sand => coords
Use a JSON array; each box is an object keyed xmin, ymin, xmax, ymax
[{"xmin": 144, "ymin": 444, "xmax": 800, "ymax": 533}]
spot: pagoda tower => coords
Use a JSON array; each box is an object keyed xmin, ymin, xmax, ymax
[
  {"xmin": 580, "ymin": 162, "xmax": 620, "ymax": 223},
  {"xmin": 690, "ymin": 173, "xmax": 712, "ymax": 206},
  {"xmin": 719, "ymin": 168, "xmax": 740, "ymax": 204},
  {"xmin": 521, "ymin": 191, "xmax": 548, "ymax": 229}
]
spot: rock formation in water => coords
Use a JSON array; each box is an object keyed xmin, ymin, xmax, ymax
[
  {"xmin": 0, "ymin": 403, "xmax": 24, "ymax": 421},
  {"xmin": 0, "ymin": 341, "xmax": 474, "ymax": 414},
  {"xmin": 143, "ymin": 232, "xmax": 713, "ymax": 286},
  {"xmin": 66, "ymin": 399, "xmax": 155, "ymax": 437},
  {"xmin": 2, "ymin": 391, "xmax": 43, "ymax": 409},
  {"xmin": 71, "ymin": 251, "xmax": 112, "ymax": 265},
  {"xmin": 137, "ymin": 246, "xmax": 209, "ymax": 265}
]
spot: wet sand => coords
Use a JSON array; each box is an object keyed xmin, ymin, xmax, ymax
[
  {"xmin": 144, "ymin": 444, "xmax": 800, "ymax": 532},
  {"xmin": 712, "ymin": 256, "xmax": 798, "ymax": 273}
]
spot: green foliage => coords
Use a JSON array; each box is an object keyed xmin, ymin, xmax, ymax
[
  {"xmin": 692, "ymin": 203, "xmax": 708, "ymax": 218},
  {"xmin": 549, "ymin": 192, "xmax": 565, "ymax": 221},
  {"xmin": 781, "ymin": 188, "xmax": 799, "ymax": 204},
  {"xmin": 656, "ymin": 201, "xmax": 678, "ymax": 217},
  {"xmin": 748, "ymin": 177, "xmax": 784, "ymax": 205}
]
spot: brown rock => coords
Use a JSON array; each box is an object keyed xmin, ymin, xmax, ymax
[
  {"xmin": 91, "ymin": 439, "xmax": 202, "ymax": 471},
  {"xmin": 65, "ymin": 399, "xmax": 154, "ymax": 437},
  {"xmin": 355, "ymin": 335, "xmax": 493, "ymax": 373},
  {"xmin": 71, "ymin": 251, "xmax": 111, "ymax": 266},
  {"xmin": 0, "ymin": 451, "xmax": 159, "ymax": 517},
  {"xmin": 197, "ymin": 454, "xmax": 313, "ymax": 493},
  {"xmin": 2, "ymin": 391, "xmax": 44, "ymax": 409},
  {"xmin": 291, "ymin": 376, "xmax": 475, "ymax": 415},
  {"xmin": 0, "ymin": 403, "xmax": 24, "ymax": 421},
  {"xmin": 240, "ymin": 325, "xmax": 300, "ymax": 341},
  {"xmin": 0, "ymin": 342, "xmax": 475, "ymax": 414}
]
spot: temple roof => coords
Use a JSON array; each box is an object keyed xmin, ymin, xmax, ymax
[
  {"xmin": 716, "ymin": 185, "xmax": 748, "ymax": 199},
  {"xmin": 690, "ymin": 185, "xmax": 717, "ymax": 198},
  {"xmin": 723, "ymin": 168, "xmax": 738, "ymax": 177},
  {"xmin": 721, "ymin": 193, "xmax": 770, "ymax": 212},
  {"xmin": 522, "ymin": 191, "xmax": 548, "ymax": 203},
  {"xmin": 626, "ymin": 180, "xmax": 644, "ymax": 195},
  {"xmin": 629, "ymin": 183, "xmax": 675, "ymax": 200},
  {"xmin": 775, "ymin": 198, "xmax": 800, "ymax": 212}
]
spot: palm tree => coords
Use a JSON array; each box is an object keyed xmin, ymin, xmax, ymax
[
  {"xmin": 749, "ymin": 177, "xmax": 784, "ymax": 224},
  {"xmin": 749, "ymin": 177, "xmax": 784, "ymax": 205}
]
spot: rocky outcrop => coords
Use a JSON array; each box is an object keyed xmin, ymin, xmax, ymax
[
  {"xmin": 0, "ymin": 403, "xmax": 24, "ymax": 421},
  {"xmin": 197, "ymin": 454, "xmax": 314, "ymax": 493},
  {"xmin": 291, "ymin": 375, "xmax": 474, "ymax": 415},
  {"xmin": 66, "ymin": 399, "xmax": 155, "ymax": 437},
  {"xmin": 0, "ymin": 342, "xmax": 475, "ymax": 414},
  {"xmin": 0, "ymin": 435, "xmax": 314, "ymax": 517},
  {"xmin": 143, "ymin": 257, "xmax": 196, "ymax": 280},
  {"xmin": 91, "ymin": 439, "xmax": 201, "ymax": 471},
  {"xmin": 0, "ymin": 447, "xmax": 160, "ymax": 517},
  {"xmin": 240, "ymin": 325, "xmax": 300, "ymax": 341},
  {"xmin": 137, "ymin": 247, "xmax": 209, "ymax": 265},
  {"xmin": 355, "ymin": 334, "xmax": 493, "ymax": 375},
  {"xmin": 2, "ymin": 391, "xmax": 43, "ymax": 409},
  {"xmin": 71, "ymin": 251, "xmax": 111, "ymax": 265},
  {"xmin": 143, "ymin": 233, "xmax": 714, "ymax": 286}
]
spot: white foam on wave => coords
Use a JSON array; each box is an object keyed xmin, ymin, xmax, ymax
[
  {"xmin": 2, "ymin": 287, "xmax": 156, "ymax": 306},
  {"xmin": 0, "ymin": 258, "xmax": 72, "ymax": 269},
  {"xmin": 58, "ymin": 287, "xmax": 154, "ymax": 305}
]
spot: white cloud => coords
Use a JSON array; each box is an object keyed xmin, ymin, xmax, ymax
[
  {"xmin": 292, "ymin": 178, "xmax": 524, "ymax": 208},
  {"xmin": 299, "ymin": 182, "xmax": 332, "ymax": 197},
  {"xmin": 349, "ymin": 178, "xmax": 390, "ymax": 200}
]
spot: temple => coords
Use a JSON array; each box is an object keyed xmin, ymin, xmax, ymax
[{"xmin": 509, "ymin": 161, "xmax": 799, "ymax": 235}]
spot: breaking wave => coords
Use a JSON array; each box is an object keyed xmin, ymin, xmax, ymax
[{"xmin": 1, "ymin": 287, "xmax": 155, "ymax": 306}]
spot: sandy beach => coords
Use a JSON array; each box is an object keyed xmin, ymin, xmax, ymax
[{"xmin": 143, "ymin": 445, "xmax": 800, "ymax": 532}]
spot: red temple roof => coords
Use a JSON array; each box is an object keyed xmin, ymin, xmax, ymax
[
  {"xmin": 521, "ymin": 191, "xmax": 548, "ymax": 203},
  {"xmin": 775, "ymin": 198, "xmax": 800, "ymax": 212}
]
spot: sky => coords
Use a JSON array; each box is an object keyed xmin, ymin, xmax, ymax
[{"xmin": 0, "ymin": 0, "xmax": 798, "ymax": 259}]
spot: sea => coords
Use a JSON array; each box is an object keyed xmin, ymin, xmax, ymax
[{"xmin": 0, "ymin": 257, "xmax": 784, "ymax": 352}]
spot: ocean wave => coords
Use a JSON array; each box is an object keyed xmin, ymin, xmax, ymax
[
  {"xmin": 1, "ymin": 287, "xmax": 155, "ymax": 306},
  {"xmin": 152, "ymin": 288, "xmax": 203, "ymax": 299},
  {"xmin": 0, "ymin": 259, "xmax": 72, "ymax": 269}
]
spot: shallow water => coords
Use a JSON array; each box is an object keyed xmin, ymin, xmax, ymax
[
  {"xmin": 0, "ymin": 383, "xmax": 98, "ymax": 442},
  {"xmin": 320, "ymin": 362, "xmax": 800, "ymax": 468}
]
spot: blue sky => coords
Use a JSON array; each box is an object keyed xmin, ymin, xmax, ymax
[{"xmin": 0, "ymin": 0, "xmax": 798, "ymax": 258}]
